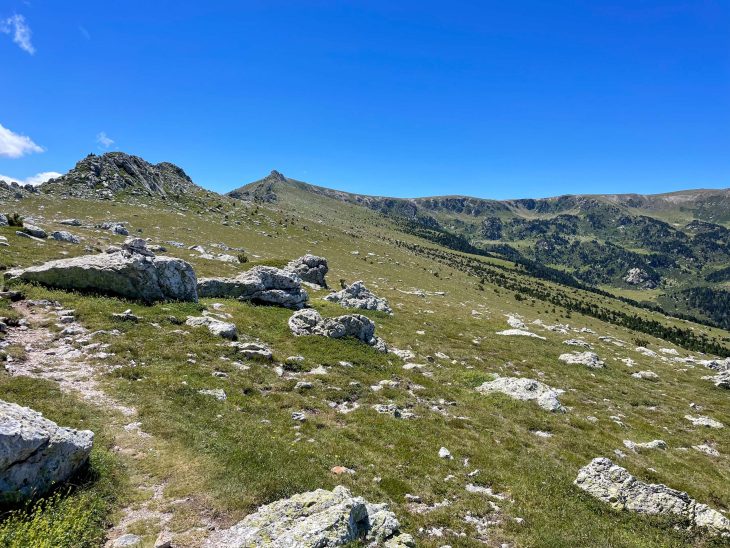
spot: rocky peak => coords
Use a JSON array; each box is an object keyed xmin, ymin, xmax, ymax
[{"xmin": 40, "ymin": 152, "xmax": 201, "ymax": 199}]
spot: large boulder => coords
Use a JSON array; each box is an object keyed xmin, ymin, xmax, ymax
[
  {"xmin": 186, "ymin": 316, "xmax": 237, "ymax": 340},
  {"xmin": 198, "ymin": 266, "xmax": 308, "ymax": 309},
  {"xmin": 289, "ymin": 308, "xmax": 387, "ymax": 352},
  {"xmin": 324, "ymin": 281, "xmax": 392, "ymax": 314},
  {"xmin": 205, "ymin": 485, "xmax": 412, "ymax": 547},
  {"xmin": 0, "ymin": 400, "xmax": 94, "ymax": 504},
  {"xmin": 22, "ymin": 224, "xmax": 47, "ymax": 239},
  {"xmin": 575, "ymin": 458, "xmax": 730, "ymax": 537},
  {"xmin": 286, "ymin": 255, "xmax": 329, "ymax": 288},
  {"xmin": 476, "ymin": 376, "xmax": 566, "ymax": 412},
  {"xmin": 0, "ymin": 214, "xmax": 7, "ymax": 226},
  {"xmin": 50, "ymin": 230, "xmax": 80, "ymax": 244},
  {"xmin": 5, "ymin": 238, "xmax": 197, "ymax": 303},
  {"xmin": 558, "ymin": 351, "xmax": 604, "ymax": 368}
]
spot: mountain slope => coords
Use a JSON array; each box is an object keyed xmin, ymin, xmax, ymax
[
  {"xmin": 230, "ymin": 172, "xmax": 730, "ymax": 329},
  {"xmin": 39, "ymin": 152, "xmax": 210, "ymax": 201}
]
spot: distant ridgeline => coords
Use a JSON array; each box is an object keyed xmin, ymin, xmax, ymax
[{"xmin": 7, "ymin": 150, "xmax": 730, "ymax": 335}]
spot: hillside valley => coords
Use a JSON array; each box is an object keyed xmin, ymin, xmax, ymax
[{"xmin": 0, "ymin": 152, "xmax": 729, "ymax": 547}]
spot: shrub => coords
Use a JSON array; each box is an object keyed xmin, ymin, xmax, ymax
[
  {"xmin": 6, "ymin": 213, "xmax": 23, "ymax": 227},
  {"xmin": 237, "ymin": 253, "xmax": 249, "ymax": 264}
]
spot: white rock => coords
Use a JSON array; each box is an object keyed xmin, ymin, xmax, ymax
[
  {"xmin": 476, "ymin": 376, "xmax": 566, "ymax": 412},
  {"xmin": 0, "ymin": 400, "xmax": 94, "ymax": 503},
  {"xmin": 575, "ymin": 457, "xmax": 730, "ymax": 536}
]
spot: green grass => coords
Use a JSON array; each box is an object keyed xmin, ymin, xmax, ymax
[
  {"xmin": 0, "ymin": 192, "xmax": 728, "ymax": 546},
  {"xmin": 0, "ymin": 376, "xmax": 124, "ymax": 548}
]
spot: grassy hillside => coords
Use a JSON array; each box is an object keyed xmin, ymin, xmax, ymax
[{"xmin": 1, "ymin": 187, "xmax": 729, "ymax": 547}]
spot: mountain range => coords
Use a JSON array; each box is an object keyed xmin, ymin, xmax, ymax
[{"xmin": 3, "ymin": 151, "xmax": 729, "ymax": 329}]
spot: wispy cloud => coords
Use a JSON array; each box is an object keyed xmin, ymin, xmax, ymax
[
  {"xmin": 0, "ymin": 122, "xmax": 44, "ymax": 158},
  {"xmin": 0, "ymin": 171, "xmax": 62, "ymax": 186},
  {"xmin": 96, "ymin": 131, "xmax": 114, "ymax": 149},
  {"xmin": 1, "ymin": 14, "xmax": 35, "ymax": 55},
  {"xmin": 79, "ymin": 25, "xmax": 90, "ymax": 40}
]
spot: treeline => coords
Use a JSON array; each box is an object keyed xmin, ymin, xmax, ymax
[{"xmin": 391, "ymin": 239, "xmax": 730, "ymax": 357}]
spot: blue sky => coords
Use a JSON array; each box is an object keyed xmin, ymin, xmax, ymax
[{"xmin": 1, "ymin": 1, "xmax": 728, "ymax": 199}]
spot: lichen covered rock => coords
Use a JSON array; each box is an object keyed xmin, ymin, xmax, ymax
[
  {"xmin": 0, "ymin": 400, "xmax": 94, "ymax": 503},
  {"xmin": 198, "ymin": 266, "xmax": 308, "ymax": 309},
  {"xmin": 289, "ymin": 308, "xmax": 387, "ymax": 352},
  {"xmin": 575, "ymin": 457, "xmax": 730, "ymax": 537},
  {"xmin": 206, "ymin": 485, "xmax": 411, "ymax": 547}
]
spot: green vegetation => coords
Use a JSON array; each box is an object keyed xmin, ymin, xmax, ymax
[{"xmin": 0, "ymin": 180, "xmax": 729, "ymax": 546}]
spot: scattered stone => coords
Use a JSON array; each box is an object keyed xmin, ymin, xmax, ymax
[
  {"xmin": 632, "ymin": 371, "xmax": 658, "ymax": 380},
  {"xmin": 288, "ymin": 309, "xmax": 386, "ymax": 352},
  {"xmin": 563, "ymin": 339, "xmax": 591, "ymax": 348},
  {"xmin": 112, "ymin": 534, "xmax": 142, "ymax": 547},
  {"xmin": 692, "ymin": 444, "xmax": 720, "ymax": 457},
  {"xmin": 575, "ymin": 457, "xmax": 730, "ymax": 537},
  {"xmin": 532, "ymin": 430, "xmax": 553, "ymax": 438},
  {"xmin": 438, "ymin": 447, "xmax": 453, "ymax": 459},
  {"xmin": 623, "ymin": 439, "xmax": 667, "ymax": 451},
  {"xmin": 703, "ymin": 370, "xmax": 730, "ymax": 389},
  {"xmin": 0, "ymin": 213, "xmax": 7, "ymax": 226},
  {"xmin": 559, "ymin": 351, "xmax": 604, "ymax": 368},
  {"xmin": 198, "ymin": 389, "xmax": 227, "ymax": 401},
  {"xmin": 231, "ymin": 342, "xmax": 272, "ymax": 360},
  {"xmin": 477, "ymin": 376, "xmax": 566, "ymax": 412},
  {"xmin": 506, "ymin": 314, "xmax": 526, "ymax": 329},
  {"xmin": 59, "ymin": 218, "xmax": 81, "ymax": 226},
  {"xmin": 295, "ymin": 381, "xmax": 313, "ymax": 390},
  {"xmin": 0, "ymin": 400, "xmax": 94, "ymax": 503},
  {"xmin": 186, "ymin": 316, "xmax": 237, "ymax": 340},
  {"xmin": 5, "ymin": 238, "xmax": 197, "ymax": 303},
  {"xmin": 50, "ymin": 230, "xmax": 80, "ymax": 244},
  {"xmin": 206, "ymin": 486, "xmax": 409, "ymax": 547},
  {"xmin": 330, "ymin": 466, "xmax": 355, "ymax": 475},
  {"xmin": 291, "ymin": 411, "xmax": 307, "ymax": 422},
  {"xmin": 324, "ymin": 281, "xmax": 392, "ymax": 314},
  {"xmin": 391, "ymin": 348, "xmax": 416, "ymax": 361},
  {"xmin": 112, "ymin": 309, "xmax": 140, "ymax": 322},
  {"xmin": 22, "ymin": 224, "xmax": 48, "ymax": 239},
  {"xmin": 111, "ymin": 224, "xmax": 129, "ymax": 236},
  {"xmin": 685, "ymin": 415, "xmax": 724, "ymax": 429},
  {"xmin": 495, "ymin": 329, "xmax": 546, "ymax": 340},
  {"xmin": 198, "ymin": 266, "xmax": 308, "ymax": 309},
  {"xmin": 286, "ymin": 255, "xmax": 329, "ymax": 288}
]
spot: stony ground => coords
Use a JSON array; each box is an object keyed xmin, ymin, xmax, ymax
[{"xmin": 1, "ymin": 193, "xmax": 729, "ymax": 547}]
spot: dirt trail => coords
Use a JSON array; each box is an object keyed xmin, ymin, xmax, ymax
[{"xmin": 4, "ymin": 299, "xmax": 217, "ymax": 547}]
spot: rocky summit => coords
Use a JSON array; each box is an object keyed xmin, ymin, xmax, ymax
[
  {"xmin": 39, "ymin": 152, "xmax": 207, "ymax": 200},
  {"xmin": 0, "ymin": 150, "xmax": 729, "ymax": 547}
]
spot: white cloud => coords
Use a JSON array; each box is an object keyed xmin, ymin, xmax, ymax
[
  {"xmin": 0, "ymin": 122, "xmax": 44, "ymax": 158},
  {"xmin": 1, "ymin": 14, "xmax": 35, "ymax": 55},
  {"xmin": 96, "ymin": 131, "xmax": 114, "ymax": 149},
  {"xmin": 0, "ymin": 171, "xmax": 62, "ymax": 186}
]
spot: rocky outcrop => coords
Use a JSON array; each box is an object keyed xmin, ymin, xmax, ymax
[
  {"xmin": 324, "ymin": 281, "xmax": 392, "ymax": 314},
  {"xmin": 50, "ymin": 230, "xmax": 80, "ymax": 244},
  {"xmin": 289, "ymin": 309, "xmax": 387, "ymax": 352},
  {"xmin": 186, "ymin": 316, "xmax": 237, "ymax": 340},
  {"xmin": 0, "ymin": 400, "xmax": 94, "ymax": 504},
  {"xmin": 40, "ymin": 152, "xmax": 205, "ymax": 199},
  {"xmin": 206, "ymin": 485, "xmax": 412, "ymax": 547},
  {"xmin": 5, "ymin": 238, "xmax": 197, "ymax": 303},
  {"xmin": 0, "ymin": 214, "xmax": 7, "ymax": 226},
  {"xmin": 198, "ymin": 266, "xmax": 308, "ymax": 309},
  {"xmin": 21, "ymin": 225, "xmax": 47, "ymax": 239},
  {"xmin": 623, "ymin": 268, "xmax": 658, "ymax": 289},
  {"xmin": 286, "ymin": 255, "xmax": 329, "ymax": 288},
  {"xmin": 559, "ymin": 351, "xmax": 605, "ymax": 368},
  {"xmin": 476, "ymin": 376, "xmax": 566, "ymax": 412},
  {"xmin": 575, "ymin": 458, "xmax": 730, "ymax": 537}
]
